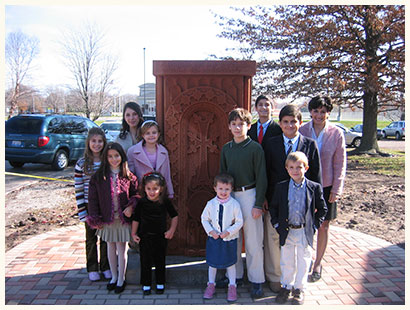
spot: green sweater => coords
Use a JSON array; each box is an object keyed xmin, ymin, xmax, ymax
[{"xmin": 220, "ymin": 137, "xmax": 267, "ymax": 209}]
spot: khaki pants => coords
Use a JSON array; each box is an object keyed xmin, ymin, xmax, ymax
[
  {"xmin": 263, "ymin": 212, "xmax": 281, "ymax": 282},
  {"xmin": 232, "ymin": 188, "xmax": 265, "ymax": 284}
]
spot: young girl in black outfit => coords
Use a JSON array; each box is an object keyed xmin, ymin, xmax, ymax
[{"xmin": 131, "ymin": 172, "xmax": 178, "ymax": 295}]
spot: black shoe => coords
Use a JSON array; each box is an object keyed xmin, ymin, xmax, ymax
[
  {"xmin": 156, "ymin": 288, "xmax": 164, "ymax": 294},
  {"xmin": 143, "ymin": 289, "xmax": 151, "ymax": 296},
  {"xmin": 309, "ymin": 265, "xmax": 322, "ymax": 282},
  {"xmin": 114, "ymin": 281, "xmax": 126, "ymax": 294},
  {"xmin": 107, "ymin": 282, "xmax": 116, "ymax": 291},
  {"xmin": 292, "ymin": 288, "xmax": 305, "ymax": 305},
  {"xmin": 250, "ymin": 283, "xmax": 264, "ymax": 299},
  {"xmin": 215, "ymin": 276, "xmax": 243, "ymax": 288},
  {"xmin": 276, "ymin": 287, "xmax": 291, "ymax": 304}
]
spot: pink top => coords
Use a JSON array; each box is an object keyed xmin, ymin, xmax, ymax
[{"xmin": 300, "ymin": 121, "xmax": 347, "ymax": 196}]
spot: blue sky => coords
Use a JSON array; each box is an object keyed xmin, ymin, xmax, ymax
[{"xmin": 5, "ymin": 4, "xmax": 237, "ymax": 94}]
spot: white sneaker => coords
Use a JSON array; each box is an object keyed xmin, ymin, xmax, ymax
[
  {"xmin": 88, "ymin": 271, "xmax": 100, "ymax": 281},
  {"xmin": 102, "ymin": 270, "xmax": 112, "ymax": 279}
]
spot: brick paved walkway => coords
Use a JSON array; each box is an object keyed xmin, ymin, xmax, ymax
[{"xmin": 5, "ymin": 225, "xmax": 405, "ymax": 305}]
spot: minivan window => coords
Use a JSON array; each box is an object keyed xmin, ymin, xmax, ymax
[
  {"xmin": 48, "ymin": 117, "xmax": 67, "ymax": 134},
  {"xmin": 6, "ymin": 117, "xmax": 43, "ymax": 134},
  {"xmin": 67, "ymin": 117, "xmax": 88, "ymax": 134}
]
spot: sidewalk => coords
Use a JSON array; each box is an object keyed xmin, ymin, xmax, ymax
[{"xmin": 5, "ymin": 224, "xmax": 405, "ymax": 305}]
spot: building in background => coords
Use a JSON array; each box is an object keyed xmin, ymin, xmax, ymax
[{"xmin": 137, "ymin": 83, "xmax": 156, "ymax": 116}]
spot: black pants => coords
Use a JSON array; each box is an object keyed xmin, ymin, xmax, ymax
[
  {"xmin": 139, "ymin": 233, "xmax": 167, "ymax": 286},
  {"xmin": 85, "ymin": 222, "xmax": 109, "ymax": 272}
]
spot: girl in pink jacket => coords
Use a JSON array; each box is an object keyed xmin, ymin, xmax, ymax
[{"xmin": 127, "ymin": 120, "xmax": 174, "ymax": 198}]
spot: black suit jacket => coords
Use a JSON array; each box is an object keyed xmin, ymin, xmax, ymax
[
  {"xmin": 264, "ymin": 134, "xmax": 322, "ymax": 202},
  {"xmin": 249, "ymin": 120, "xmax": 282, "ymax": 150},
  {"xmin": 269, "ymin": 178, "xmax": 327, "ymax": 247}
]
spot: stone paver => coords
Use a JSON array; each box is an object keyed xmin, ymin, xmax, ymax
[{"xmin": 5, "ymin": 225, "xmax": 405, "ymax": 305}]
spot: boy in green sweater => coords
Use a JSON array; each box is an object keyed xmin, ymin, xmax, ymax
[{"xmin": 219, "ymin": 108, "xmax": 267, "ymax": 299}]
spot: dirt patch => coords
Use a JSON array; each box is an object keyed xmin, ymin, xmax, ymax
[
  {"xmin": 5, "ymin": 164, "xmax": 405, "ymax": 251},
  {"xmin": 5, "ymin": 181, "xmax": 79, "ymax": 251}
]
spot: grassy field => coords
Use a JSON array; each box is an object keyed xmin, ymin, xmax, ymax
[
  {"xmin": 348, "ymin": 150, "xmax": 405, "ymax": 177},
  {"xmin": 332, "ymin": 120, "xmax": 391, "ymax": 130}
]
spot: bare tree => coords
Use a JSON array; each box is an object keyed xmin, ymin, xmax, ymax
[
  {"xmin": 5, "ymin": 30, "xmax": 40, "ymax": 118},
  {"xmin": 58, "ymin": 22, "xmax": 118, "ymax": 120},
  {"xmin": 44, "ymin": 86, "xmax": 66, "ymax": 113}
]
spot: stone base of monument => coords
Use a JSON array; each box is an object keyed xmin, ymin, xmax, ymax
[{"xmin": 126, "ymin": 249, "xmax": 247, "ymax": 285}]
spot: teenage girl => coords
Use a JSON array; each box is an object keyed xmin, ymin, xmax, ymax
[
  {"xmin": 87, "ymin": 142, "xmax": 138, "ymax": 294},
  {"xmin": 115, "ymin": 101, "xmax": 144, "ymax": 153},
  {"xmin": 201, "ymin": 173, "xmax": 243, "ymax": 302},
  {"xmin": 131, "ymin": 172, "xmax": 178, "ymax": 295},
  {"xmin": 127, "ymin": 120, "xmax": 174, "ymax": 198},
  {"xmin": 75, "ymin": 127, "xmax": 110, "ymax": 282}
]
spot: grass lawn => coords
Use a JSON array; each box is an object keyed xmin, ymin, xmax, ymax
[{"xmin": 348, "ymin": 150, "xmax": 405, "ymax": 177}]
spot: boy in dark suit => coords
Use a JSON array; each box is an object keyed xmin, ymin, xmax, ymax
[
  {"xmin": 270, "ymin": 152, "xmax": 327, "ymax": 305},
  {"xmin": 263, "ymin": 104, "xmax": 322, "ymax": 294},
  {"xmin": 248, "ymin": 95, "xmax": 282, "ymax": 293}
]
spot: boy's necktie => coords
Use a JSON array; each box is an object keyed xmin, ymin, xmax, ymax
[
  {"xmin": 286, "ymin": 140, "xmax": 293, "ymax": 156},
  {"xmin": 218, "ymin": 204, "xmax": 224, "ymax": 232},
  {"xmin": 258, "ymin": 124, "xmax": 264, "ymax": 144}
]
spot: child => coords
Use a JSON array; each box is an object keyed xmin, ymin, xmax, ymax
[
  {"xmin": 270, "ymin": 152, "xmax": 327, "ymax": 305},
  {"xmin": 74, "ymin": 127, "xmax": 110, "ymax": 282},
  {"xmin": 86, "ymin": 142, "xmax": 138, "ymax": 294},
  {"xmin": 248, "ymin": 95, "xmax": 282, "ymax": 293},
  {"xmin": 201, "ymin": 173, "xmax": 243, "ymax": 302},
  {"xmin": 219, "ymin": 108, "xmax": 267, "ymax": 299},
  {"xmin": 127, "ymin": 120, "xmax": 174, "ymax": 198},
  {"xmin": 131, "ymin": 172, "xmax": 178, "ymax": 295},
  {"xmin": 264, "ymin": 104, "xmax": 322, "ymax": 287}
]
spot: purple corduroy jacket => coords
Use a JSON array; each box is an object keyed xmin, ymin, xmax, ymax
[{"xmin": 86, "ymin": 171, "xmax": 139, "ymax": 229}]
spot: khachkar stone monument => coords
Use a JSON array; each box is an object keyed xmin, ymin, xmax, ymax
[{"xmin": 154, "ymin": 60, "xmax": 256, "ymax": 256}]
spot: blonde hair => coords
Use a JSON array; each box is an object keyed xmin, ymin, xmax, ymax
[{"xmin": 285, "ymin": 151, "xmax": 309, "ymax": 168}]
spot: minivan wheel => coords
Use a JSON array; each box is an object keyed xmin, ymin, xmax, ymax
[
  {"xmin": 9, "ymin": 161, "xmax": 24, "ymax": 168},
  {"xmin": 395, "ymin": 132, "xmax": 402, "ymax": 140},
  {"xmin": 352, "ymin": 137, "xmax": 361, "ymax": 148},
  {"xmin": 52, "ymin": 149, "xmax": 68, "ymax": 170}
]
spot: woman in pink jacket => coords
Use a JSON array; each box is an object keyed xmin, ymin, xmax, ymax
[
  {"xmin": 127, "ymin": 120, "xmax": 174, "ymax": 198},
  {"xmin": 299, "ymin": 95, "xmax": 346, "ymax": 282}
]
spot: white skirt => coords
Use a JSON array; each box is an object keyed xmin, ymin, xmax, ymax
[{"xmin": 97, "ymin": 218, "xmax": 132, "ymax": 242}]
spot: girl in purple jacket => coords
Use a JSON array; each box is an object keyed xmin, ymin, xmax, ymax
[
  {"xmin": 87, "ymin": 142, "xmax": 138, "ymax": 294},
  {"xmin": 127, "ymin": 120, "xmax": 174, "ymax": 198}
]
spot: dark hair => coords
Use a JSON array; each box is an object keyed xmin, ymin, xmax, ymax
[
  {"xmin": 308, "ymin": 95, "xmax": 333, "ymax": 113},
  {"xmin": 141, "ymin": 172, "xmax": 168, "ymax": 204},
  {"xmin": 279, "ymin": 104, "xmax": 302, "ymax": 122},
  {"xmin": 213, "ymin": 173, "xmax": 234, "ymax": 187},
  {"xmin": 228, "ymin": 108, "xmax": 252, "ymax": 125},
  {"xmin": 255, "ymin": 95, "xmax": 272, "ymax": 109},
  {"xmin": 83, "ymin": 127, "xmax": 107, "ymax": 175},
  {"xmin": 95, "ymin": 142, "xmax": 132, "ymax": 181},
  {"xmin": 119, "ymin": 102, "xmax": 144, "ymax": 139},
  {"xmin": 137, "ymin": 120, "xmax": 163, "ymax": 145}
]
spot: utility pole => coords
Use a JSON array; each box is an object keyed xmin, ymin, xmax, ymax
[{"xmin": 143, "ymin": 47, "xmax": 146, "ymax": 114}]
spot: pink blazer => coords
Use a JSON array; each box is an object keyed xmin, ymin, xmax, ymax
[
  {"xmin": 300, "ymin": 121, "xmax": 346, "ymax": 196},
  {"xmin": 127, "ymin": 141, "xmax": 174, "ymax": 198}
]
